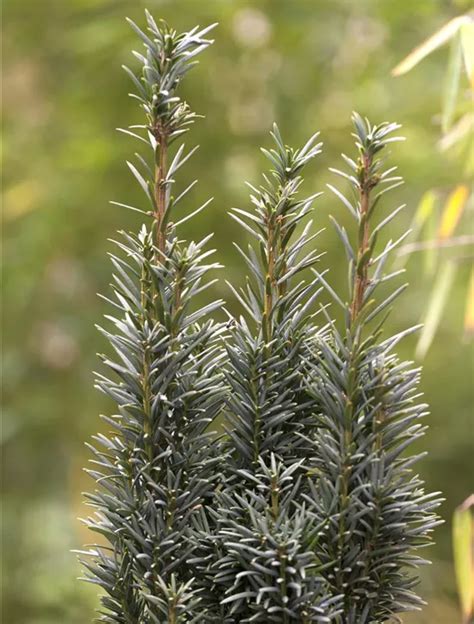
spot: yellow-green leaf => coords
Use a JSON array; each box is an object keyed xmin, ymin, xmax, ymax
[
  {"xmin": 415, "ymin": 190, "xmax": 438, "ymax": 228},
  {"xmin": 464, "ymin": 267, "xmax": 474, "ymax": 337},
  {"xmin": 442, "ymin": 36, "xmax": 463, "ymax": 133},
  {"xmin": 460, "ymin": 21, "xmax": 474, "ymax": 88},
  {"xmin": 392, "ymin": 15, "xmax": 471, "ymax": 76},
  {"xmin": 453, "ymin": 496, "xmax": 474, "ymax": 623},
  {"xmin": 416, "ymin": 261, "xmax": 456, "ymax": 359},
  {"xmin": 438, "ymin": 184, "xmax": 469, "ymax": 239}
]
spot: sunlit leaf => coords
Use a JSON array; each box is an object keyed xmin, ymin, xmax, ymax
[
  {"xmin": 439, "ymin": 112, "xmax": 474, "ymax": 152},
  {"xmin": 453, "ymin": 496, "xmax": 474, "ymax": 624},
  {"xmin": 442, "ymin": 36, "xmax": 463, "ymax": 133},
  {"xmin": 392, "ymin": 15, "xmax": 471, "ymax": 76},
  {"xmin": 460, "ymin": 22, "xmax": 474, "ymax": 88},
  {"xmin": 438, "ymin": 184, "xmax": 469, "ymax": 240},
  {"xmin": 416, "ymin": 261, "xmax": 456, "ymax": 358},
  {"xmin": 464, "ymin": 267, "xmax": 474, "ymax": 337},
  {"xmin": 415, "ymin": 190, "xmax": 438, "ymax": 228}
]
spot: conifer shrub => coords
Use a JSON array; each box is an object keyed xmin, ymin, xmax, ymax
[{"xmin": 78, "ymin": 12, "xmax": 442, "ymax": 623}]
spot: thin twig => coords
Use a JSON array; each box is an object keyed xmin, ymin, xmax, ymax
[{"xmin": 397, "ymin": 234, "xmax": 474, "ymax": 256}]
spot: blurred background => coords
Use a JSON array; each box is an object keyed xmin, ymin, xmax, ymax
[{"xmin": 2, "ymin": 0, "xmax": 473, "ymax": 622}]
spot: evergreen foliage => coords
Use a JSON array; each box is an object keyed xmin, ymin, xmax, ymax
[
  {"xmin": 80, "ymin": 12, "xmax": 442, "ymax": 623},
  {"xmin": 210, "ymin": 128, "xmax": 343, "ymax": 621},
  {"xmin": 224, "ymin": 125, "xmax": 324, "ymax": 469},
  {"xmin": 305, "ymin": 115, "xmax": 443, "ymax": 622},
  {"xmin": 78, "ymin": 12, "xmax": 226, "ymax": 622}
]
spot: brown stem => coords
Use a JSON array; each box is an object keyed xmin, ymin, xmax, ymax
[
  {"xmin": 350, "ymin": 158, "xmax": 373, "ymax": 324},
  {"xmin": 168, "ymin": 600, "xmax": 177, "ymax": 624},
  {"xmin": 139, "ymin": 129, "xmax": 169, "ymax": 463},
  {"xmin": 154, "ymin": 133, "xmax": 168, "ymax": 253},
  {"xmin": 337, "ymin": 157, "xmax": 374, "ymax": 597}
]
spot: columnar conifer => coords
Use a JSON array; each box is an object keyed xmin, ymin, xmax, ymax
[{"xmin": 80, "ymin": 13, "xmax": 442, "ymax": 624}]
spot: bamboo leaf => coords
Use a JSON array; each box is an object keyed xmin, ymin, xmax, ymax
[
  {"xmin": 438, "ymin": 184, "xmax": 469, "ymax": 240},
  {"xmin": 415, "ymin": 190, "xmax": 438, "ymax": 229},
  {"xmin": 453, "ymin": 496, "xmax": 474, "ymax": 624},
  {"xmin": 392, "ymin": 15, "xmax": 470, "ymax": 76},
  {"xmin": 439, "ymin": 112, "xmax": 474, "ymax": 154},
  {"xmin": 464, "ymin": 267, "xmax": 474, "ymax": 337},
  {"xmin": 460, "ymin": 21, "xmax": 474, "ymax": 88},
  {"xmin": 416, "ymin": 261, "xmax": 456, "ymax": 359},
  {"xmin": 442, "ymin": 35, "xmax": 463, "ymax": 133}
]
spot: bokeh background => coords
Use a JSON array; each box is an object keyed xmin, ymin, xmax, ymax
[{"xmin": 3, "ymin": 0, "xmax": 473, "ymax": 622}]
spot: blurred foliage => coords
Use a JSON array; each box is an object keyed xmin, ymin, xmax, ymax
[
  {"xmin": 453, "ymin": 496, "xmax": 474, "ymax": 623},
  {"xmin": 2, "ymin": 1, "xmax": 473, "ymax": 622},
  {"xmin": 393, "ymin": 11, "xmax": 473, "ymax": 358}
]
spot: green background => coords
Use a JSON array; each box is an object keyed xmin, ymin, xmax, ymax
[{"xmin": 3, "ymin": 0, "xmax": 473, "ymax": 622}]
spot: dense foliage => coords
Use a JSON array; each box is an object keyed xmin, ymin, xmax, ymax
[
  {"xmin": 79, "ymin": 15, "xmax": 226, "ymax": 622},
  {"xmin": 79, "ymin": 14, "xmax": 444, "ymax": 623}
]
